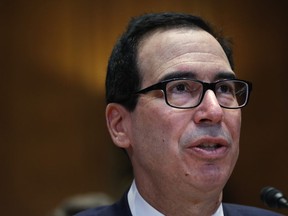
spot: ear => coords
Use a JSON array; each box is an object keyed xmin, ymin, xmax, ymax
[{"xmin": 105, "ymin": 103, "xmax": 131, "ymax": 149}]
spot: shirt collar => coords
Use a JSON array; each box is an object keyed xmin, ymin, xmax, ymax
[
  {"xmin": 127, "ymin": 180, "xmax": 224, "ymax": 216},
  {"xmin": 128, "ymin": 180, "xmax": 163, "ymax": 216}
]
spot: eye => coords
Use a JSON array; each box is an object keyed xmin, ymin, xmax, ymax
[
  {"xmin": 167, "ymin": 81, "xmax": 191, "ymax": 94},
  {"xmin": 175, "ymin": 83, "xmax": 187, "ymax": 92},
  {"xmin": 217, "ymin": 83, "xmax": 235, "ymax": 95},
  {"xmin": 166, "ymin": 80, "xmax": 202, "ymax": 98},
  {"xmin": 219, "ymin": 85, "xmax": 230, "ymax": 93}
]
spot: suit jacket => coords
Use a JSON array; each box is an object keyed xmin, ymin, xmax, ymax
[{"xmin": 75, "ymin": 192, "xmax": 284, "ymax": 216}]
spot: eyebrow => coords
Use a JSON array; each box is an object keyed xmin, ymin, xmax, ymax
[
  {"xmin": 160, "ymin": 71, "xmax": 236, "ymax": 82},
  {"xmin": 214, "ymin": 72, "xmax": 236, "ymax": 80},
  {"xmin": 160, "ymin": 71, "xmax": 196, "ymax": 81}
]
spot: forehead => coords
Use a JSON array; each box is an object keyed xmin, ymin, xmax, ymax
[{"xmin": 137, "ymin": 28, "xmax": 233, "ymax": 85}]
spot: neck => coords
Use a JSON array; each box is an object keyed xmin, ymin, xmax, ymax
[{"xmin": 135, "ymin": 178, "xmax": 222, "ymax": 216}]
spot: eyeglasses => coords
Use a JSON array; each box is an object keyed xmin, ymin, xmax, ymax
[{"xmin": 135, "ymin": 78, "xmax": 252, "ymax": 109}]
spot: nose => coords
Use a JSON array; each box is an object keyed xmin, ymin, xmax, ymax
[{"xmin": 193, "ymin": 90, "xmax": 224, "ymax": 124}]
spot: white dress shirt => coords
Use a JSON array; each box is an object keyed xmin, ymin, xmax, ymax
[{"xmin": 127, "ymin": 180, "xmax": 224, "ymax": 216}]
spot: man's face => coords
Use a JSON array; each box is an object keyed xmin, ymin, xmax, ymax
[{"xmin": 128, "ymin": 28, "xmax": 241, "ymax": 199}]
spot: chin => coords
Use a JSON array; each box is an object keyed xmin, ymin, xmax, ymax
[{"xmin": 196, "ymin": 164, "xmax": 231, "ymax": 189}]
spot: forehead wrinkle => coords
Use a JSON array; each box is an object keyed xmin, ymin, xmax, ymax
[
  {"xmin": 137, "ymin": 30, "xmax": 203, "ymax": 69},
  {"xmin": 137, "ymin": 28, "xmax": 231, "ymax": 86},
  {"xmin": 153, "ymin": 59, "xmax": 231, "ymax": 83},
  {"xmin": 144, "ymin": 30, "xmax": 228, "ymax": 63},
  {"xmin": 139, "ymin": 41, "xmax": 227, "ymax": 68},
  {"xmin": 157, "ymin": 52, "xmax": 229, "ymax": 69},
  {"xmin": 140, "ymin": 52, "xmax": 230, "ymax": 85}
]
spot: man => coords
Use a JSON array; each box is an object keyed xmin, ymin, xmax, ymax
[{"xmin": 76, "ymin": 12, "xmax": 283, "ymax": 216}]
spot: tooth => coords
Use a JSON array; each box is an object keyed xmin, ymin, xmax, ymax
[
  {"xmin": 200, "ymin": 143, "xmax": 216, "ymax": 147},
  {"xmin": 198, "ymin": 143, "xmax": 220, "ymax": 150}
]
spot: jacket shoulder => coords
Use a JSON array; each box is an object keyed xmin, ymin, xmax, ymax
[
  {"xmin": 74, "ymin": 205, "xmax": 115, "ymax": 216},
  {"xmin": 75, "ymin": 193, "xmax": 132, "ymax": 216},
  {"xmin": 223, "ymin": 203, "xmax": 284, "ymax": 216}
]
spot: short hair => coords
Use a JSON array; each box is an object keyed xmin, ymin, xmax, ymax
[{"xmin": 106, "ymin": 12, "xmax": 234, "ymax": 111}]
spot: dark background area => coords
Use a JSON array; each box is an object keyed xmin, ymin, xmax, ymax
[{"xmin": 1, "ymin": 0, "xmax": 288, "ymax": 215}]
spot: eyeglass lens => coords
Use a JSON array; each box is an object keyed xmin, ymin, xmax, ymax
[{"xmin": 165, "ymin": 80, "xmax": 248, "ymax": 108}]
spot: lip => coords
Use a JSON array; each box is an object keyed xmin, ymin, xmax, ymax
[{"xmin": 185, "ymin": 137, "xmax": 230, "ymax": 160}]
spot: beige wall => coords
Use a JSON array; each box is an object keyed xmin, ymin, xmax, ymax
[{"xmin": 2, "ymin": 0, "xmax": 288, "ymax": 215}]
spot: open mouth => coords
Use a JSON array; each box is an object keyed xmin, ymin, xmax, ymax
[
  {"xmin": 186, "ymin": 137, "xmax": 230, "ymax": 159},
  {"xmin": 197, "ymin": 143, "xmax": 223, "ymax": 151}
]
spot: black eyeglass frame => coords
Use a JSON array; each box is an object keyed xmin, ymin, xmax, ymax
[{"xmin": 135, "ymin": 78, "xmax": 252, "ymax": 109}]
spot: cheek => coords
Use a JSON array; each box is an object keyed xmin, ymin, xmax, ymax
[
  {"xmin": 225, "ymin": 110, "xmax": 241, "ymax": 167},
  {"xmin": 133, "ymin": 107, "xmax": 176, "ymax": 146},
  {"xmin": 134, "ymin": 97, "xmax": 183, "ymax": 137},
  {"xmin": 225, "ymin": 110, "xmax": 241, "ymax": 142},
  {"xmin": 130, "ymin": 102, "xmax": 185, "ymax": 162}
]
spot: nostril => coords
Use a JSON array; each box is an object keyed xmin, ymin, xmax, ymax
[{"xmin": 193, "ymin": 104, "xmax": 224, "ymax": 124}]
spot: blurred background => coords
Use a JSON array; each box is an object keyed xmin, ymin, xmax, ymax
[{"xmin": 1, "ymin": 0, "xmax": 288, "ymax": 215}]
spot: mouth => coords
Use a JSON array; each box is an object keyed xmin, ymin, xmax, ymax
[
  {"xmin": 196, "ymin": 143, "xmax": 223, "ymax": 151},
  {"xmin": 186, "ymin": 138, "xmax": 230, "ymax": 159}
]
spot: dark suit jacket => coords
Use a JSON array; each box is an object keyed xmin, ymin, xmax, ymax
[{"xmin": 75, "ymin": 192, "xmax": 284, "ymax": 216}]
